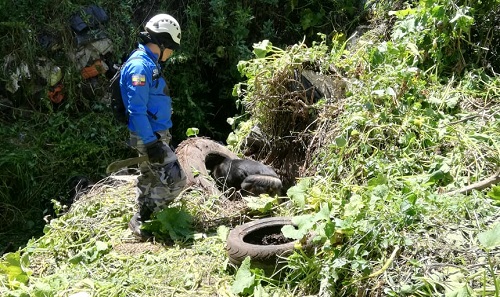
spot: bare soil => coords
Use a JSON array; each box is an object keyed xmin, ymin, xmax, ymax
[{"xmin": 261, "ymin": 233, "xmax": 294, "ymax": 245}]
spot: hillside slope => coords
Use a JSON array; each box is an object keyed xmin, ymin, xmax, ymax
[{"xmin": 1, "ymin": 1, "xmax": 500, "ymax": 296}]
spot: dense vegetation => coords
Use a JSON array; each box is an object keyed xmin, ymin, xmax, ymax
[
  {"xmin": 1, "ymin": 0, "xmax": 499, "ymax": 296},
  {"xmin": 0, "ymin": 0, "xmax": 365, "ymax": 249}
]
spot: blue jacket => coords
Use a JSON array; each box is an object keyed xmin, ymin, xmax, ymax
[{"xmin": 120, "ymin": 44, "xmax": 172, "ymax": 145}]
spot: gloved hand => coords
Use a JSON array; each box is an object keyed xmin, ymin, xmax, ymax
[{"xmin": 145, "ymin": 140, "xmax": 165, "ymax": 164}]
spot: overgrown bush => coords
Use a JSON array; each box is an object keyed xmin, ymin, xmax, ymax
[
  {"xmin": 0, "ymin": 110, "xmax": 131, "ymax": 248},
  {"xmin": 227, "ymin": 0, "xmax": 499, "ymax": 295},
  {"xmin": 0, "ymin": 0, "xmax": 498, "ymax": 296},
  {"xmin": 0, "ymin": 0, "xmax": 370, "ymax": 250},
  {"xmin": 0, "ymin": 0, "xmax": 369, "ymax": 140}
]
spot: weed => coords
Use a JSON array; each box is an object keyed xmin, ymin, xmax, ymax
[
  {"xmin": 0, "ymin": 0, "xmax": 499, "ymax": 296},
  {"xmin": 228, "ymin": 0, "xmax": 500, "ymax": 295}
]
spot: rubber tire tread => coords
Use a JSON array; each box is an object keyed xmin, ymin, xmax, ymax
[{"xmin": 226, "ymin": 217, "xmax": 297, "ymax": 265}]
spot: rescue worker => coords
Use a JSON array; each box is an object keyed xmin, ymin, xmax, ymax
[{"xmin": 119, "ymin": 13, "xmax": 186, "ymax": 240}]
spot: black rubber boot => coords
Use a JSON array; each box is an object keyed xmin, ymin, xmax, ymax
[{"xmin": 128, "ymin": 206, "xmax": 154, "ymax": 241}]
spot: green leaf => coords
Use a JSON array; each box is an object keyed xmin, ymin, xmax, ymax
[
  {"xmin": 20, "ymin": 252, "xmax": 30, "ymax": 272},
  {"xmin": 450, "ymin": 8, "xmax": 474, "ymax": 32},
  {"xmin": 283, "ymin": 214, "xmax": 323, "ymax": 240},
  {"xmin": 293, "ymin": 214, "xmax": 316, "ymax": 227},
  {"xmin": 324, "ymin": 220, "xmax": 335, "ymax": 238},
  {"xmin": 243, "ymin": 196, "xmax": 276, "ymax": 213},
  {"xmin": 282, "ymin": 214, "xmax": 315, "ymax": 240},
  {"xmin": 314, "ymin": 203, "xmax": 331, "ymax": 221},
  {"xmin": 253, "ymin": 40, "xmax": 271, "ymax": 59},
  {"xmin": 430, "ymin": 5, "xmax": 445, "ymax": 18},
  {"xmin": 444, "ymin": 282, "xmax": 473, "ymax": 297},
  {"xmin": 0, "ymin": 251, "xmax": 30, "ymax": 286},
  {"xmin": 334, "ymin": 136, "xmax": 347, "ymax": 147},
  {"xmin": 226, "ymin": 132, "xmax": 238, "ymax": 146},
  {"xmin": 477, "ymin": 223, "xmax": 500, "ymax": 250},
  {"xmin": 286, "ymin": 178, "xmax": 310, "ymax": 208},
  {"xmin": 185, "ymin": 127, "xmax": 199, "ymax": 137},
  {"xmin": 427, "ymin": 164, "xmax": 453, "ymax": 185},
  {"xmin": 371, "ymin": 184, "xmax": 389, "ymax": 200},
  {"xmin": 236, "ymin": 61, "xmax": 250, "ymax": 77},
  {"xmin": 144, "ymin": 207, "xmax": 193, "ymax": 241},
  {"xmin": 388, "ymin": 8, "xmax": 415, "ymax": 18},
  {"xmin": 368, "ymin": 173, "xmax": 388, "ymax": 187},
  {"xmin": 217, "ymin": 225, "xmax": 229, "ymax": 241},
  {"xmin": 230, "ymin": 257, "xmax": 255, "ymax": 295},
  {"xmin": 281, "ymin": 224, "xmax": 303, "ymax": 240},
  {"xmin": 344, "ymin": 194, "xmax": 364, "ymax": 218},
  {"xmin": 487, "ymin": 185, "xmax": 500, "ymax": 202},
  {"xmin": 95, "ymin": 241, "xmax": 108, "ymax": 252}
]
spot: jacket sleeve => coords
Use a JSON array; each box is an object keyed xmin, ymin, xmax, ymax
[{"xmin": 122, "ymin": 62, "xmax": 157, "ymax": 144}]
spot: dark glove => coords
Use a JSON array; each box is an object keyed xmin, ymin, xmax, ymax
[{"xmin": 145, "ymin": 140, "xmax": 165, "ymax": 164}]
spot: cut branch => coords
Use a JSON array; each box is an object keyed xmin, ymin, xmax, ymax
[{"xmin": 445, "ymin": 168, "xmax": 500, "ymax": 196}]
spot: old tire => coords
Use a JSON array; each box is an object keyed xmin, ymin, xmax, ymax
[
  {"xmin": 226, "ymin": 217, "xmax": 298, "ymax": 266},
  {"xmin": 175, "ymin": 137, "xmax": 239, "ymax": 196}
]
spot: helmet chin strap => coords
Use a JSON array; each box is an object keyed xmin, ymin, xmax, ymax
[
  {"xmin": 158, "ymin": 45, "xmax": 165, "ymax": 61},
  {"xmin": 148, "ymin": 32, "xmax": 165, "ymax": 61}
]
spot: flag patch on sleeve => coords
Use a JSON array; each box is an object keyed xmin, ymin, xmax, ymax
[{"xmin": 131, "ymin": 74, "xmax": 146, "ymax": 86}]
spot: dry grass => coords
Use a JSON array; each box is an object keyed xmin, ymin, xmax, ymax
[{"xmin": 18, "ymin": 175, "xmax": 244, "ymax": 296}]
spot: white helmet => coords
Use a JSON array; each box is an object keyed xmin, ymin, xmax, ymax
[{"xmin": 145, "ymin": 14, "xmax": 181, "ymax": 46}]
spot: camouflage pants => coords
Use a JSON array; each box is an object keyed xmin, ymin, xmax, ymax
[{"xmin": 129, "ymin": 130, "xmax": 187, "ymax": 213}]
